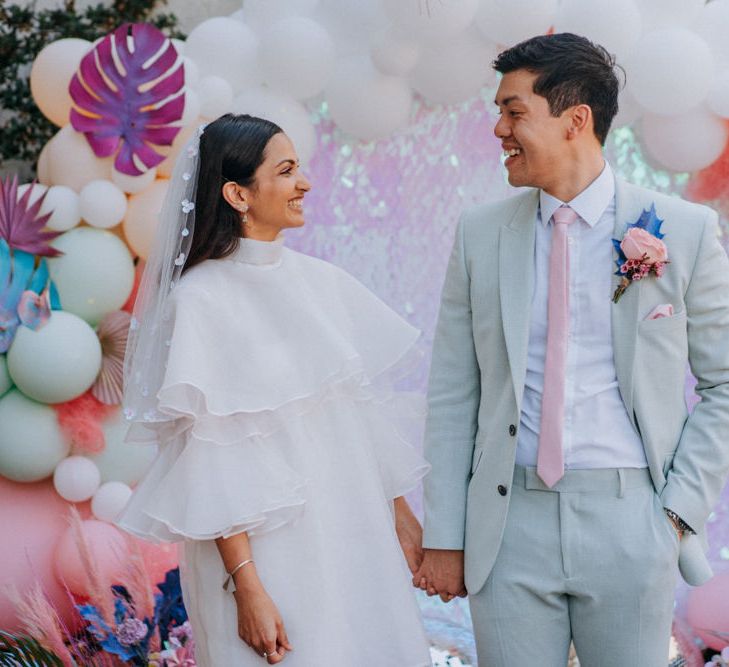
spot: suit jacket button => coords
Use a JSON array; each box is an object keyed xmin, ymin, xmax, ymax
[
  {"xmin": 508, "ymin": 424, "xmax": 517, "ymax": 436},
  {"xmin": 498, "ymin": 484, "xmax": 508, "ymax": 496}
]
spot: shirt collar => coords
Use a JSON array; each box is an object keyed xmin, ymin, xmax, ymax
[
  {"xmin": 231, "ymin": 234, "xmax": 285, "ymax": 266},
  {"xmin": 539, "ymin": 160, "xmax": 615, "ymax": 228}
]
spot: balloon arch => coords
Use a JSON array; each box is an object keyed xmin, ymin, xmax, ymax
[{"xmin": 2, "ymin": 0, "xmax": 729, "ymax": 664}]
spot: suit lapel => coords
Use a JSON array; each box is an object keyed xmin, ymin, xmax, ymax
[
  {"xmin": 499, "ymin": 190, "xmax": 539, "ymax": 410},
  {"xmin": 611, "ymin": 179, "xmax": 642, "ymax": 428}
]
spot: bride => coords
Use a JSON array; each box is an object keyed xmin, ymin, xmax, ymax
[{"xmin": 118, "ymin": 113, "xmax": 432, "ymax": 666}]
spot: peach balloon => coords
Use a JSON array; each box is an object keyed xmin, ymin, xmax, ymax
[
  {"xmin": 55, "ymin": 519, "xmax": 129, "ymax": 596},
  {"xmin": 122, "ymin": 179, "xmax": 169, "ymax": 260},
  {"xmin": 686, "ymin": 571, "xmax": 729, "ymax": 650},
  {"xmin": 0, "ymin": 478, "xmax": 81, "ymax": 631},
  {"xmin": 48, "ymin": 125, "xmax": 113, "ymax": 191},
  {"xmin": 37, "ymin": 140, "xmax": 53, "ymax": 185},
  {"xmin": 30, "ymin": 38, "xmax": 91, "ymax": 127},
  {"xmin": 157, "ymin": 122, "xmax": 199, "ymax": 178}
]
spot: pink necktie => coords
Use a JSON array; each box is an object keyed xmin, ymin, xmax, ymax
[{"xmin": 537, "ymin": 205, "xmax": 578, "ymax": 488}]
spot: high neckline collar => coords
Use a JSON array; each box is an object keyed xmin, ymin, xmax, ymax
[{"xmin": 231, "ymin": 235, "xmax": 285, "ymax": 266}]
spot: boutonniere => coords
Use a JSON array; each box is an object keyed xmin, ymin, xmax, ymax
[{"xmin": 612, "ymin": 204, "xmax": 669, "ymax": 303}]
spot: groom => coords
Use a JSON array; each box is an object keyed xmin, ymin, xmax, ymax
[{"xmin": 416, "ymin": 33, "xmax": 729, "ymax": 666}]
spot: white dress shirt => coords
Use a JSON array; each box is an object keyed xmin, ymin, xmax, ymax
[{"xmin": 515, "ymin": 161, "xmax": 648, "ymax": 469}]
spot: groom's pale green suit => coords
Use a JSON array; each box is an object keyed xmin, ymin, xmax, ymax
[{"xmin": 419, "ymin": 33, "xmax": 729, "ymax": 667}]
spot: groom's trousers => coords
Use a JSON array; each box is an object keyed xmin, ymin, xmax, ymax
[{"xmin": 469, "ymin": 465, "xmax": 678, "ymax": 667}]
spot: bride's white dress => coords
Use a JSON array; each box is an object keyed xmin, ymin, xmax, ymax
[{"xmin": 118, "ymin": 236, "xmax": 432, "ymax": 666}]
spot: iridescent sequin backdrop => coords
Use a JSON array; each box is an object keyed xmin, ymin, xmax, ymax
[{"xmin": 286, "ymin": 89, "xmax": 729, "ymax": 660}]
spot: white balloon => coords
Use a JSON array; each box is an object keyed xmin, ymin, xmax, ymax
[
  {"xmin": 111, "ymin": 166, "xmax": 157, "ymax": 195},
  {"xmin": 30, "ymin": 39, "xmax": 92, "ymax": 127},
  {"xmin": 7, "ymin": 311, "xmax": 102, "ymax": 404},
  {"xmin": 48, "ymin": 125, "xmax": 113, "ymax": 191},
  {"xmin": 90, "ymin": 412, "xmax": 157, "ymax": 485},
  {"xmin": 637, "ymin": 0, "xmax": 704, "ymax": 31},
  {"xmin": 554, "ymin": 0, "xmax": 642, "ymax": 61},
  {"xmin": 91, "ymin": 481, "xmax": 133, "ymax": 522},
  {"xmin": 232, "ymin": 89, "xmax": 317, "ymax": 164},
  {"xmin": 708, "ymin": 73, "xmax": 729, "ymax": 119},
  {"xmin": 39, "ymin": 185, "xmax": 82, "ymax": 232},
  {"xmin": 259, "ymin": 17, "xmax": 335, "ymax": 100},
  {"xmin": 0, "ymin": 355, "xmax": 13, "ymax": 397},
  {"xmin": 641, "ymin": 109, "xmax": 728, "ymax": 173},
  {"xmin": 184, "ymin": 18, "xmax": 260, "ymax": 92},
  {"xmin": 171, "ymin": 38, "xmax": 186, "ymax": 56},
  {"xmin": 53, "ymin": 456, "xmax": 101, "ymax": 503},
  {"xmin": 79, "ymin": 180, "xmax": 127, "ymax": 229},
  {"xmin": 382, "ymin": 0, "xmax": 478, "ymax": 44},
  {"xmin": 410, "ymin": 31, "xmax": 498, "ymax": 105},
  {"xmin": 244, "ymin": 0, "xmax": 319, "ymax": 31},
  {"xmin": 314, "ymin": 0, "xmax": 388, "ymax": 57},
  {"xmin": 48, "ymin": 228, "xmax": 134, "ymax": 326},
  {"xmin": 325, "ymin": 59, "xmax": 412, "ymax": 141},
  {"xmin": 197, "ymin": 76, "xmax": 234, "ymax": 119},
  {"xmin": 0, "ymin": 389, "xmax": 70, "ymax": 482},
  {"xmin": 612, "ymin": 89, "xmax": 644, "ymax": 129},
  {"xmin": 180, "ymin": 88, "xmax": 202, "ymax": 126},
  {"xmin": 626, "ymin": 29, "xmax": 714, "ymax": 116},
  {"xmin": 123, "ymin": 179, "xmax": 170, "ymax": 259},
  {"xmin": 476, "ymin": 0, "xmax": 557, "ymax": 47},
  {"xmin": 370, "ymin": 29, "xmax": 420, "ymax": 77},
  {"xmin": 694, "ymin": 0, "xmax": 729, "ymax": 66},
  {"xmin": 182, "ymin": 57, "xmax": 200, "ymax": 88}
]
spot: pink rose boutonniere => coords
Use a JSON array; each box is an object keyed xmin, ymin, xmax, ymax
[{"xmin": 612, "ymin": 204, "xmax": 669, "ymax": 303}]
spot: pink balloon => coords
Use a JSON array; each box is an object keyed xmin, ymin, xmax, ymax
[
  {"xmin": 137, "ymin": 539, "xmax": 179, "ymax": 588},
  {"xmin": 0, "ymin": 477, "xmax": 80, "ymax": 632},
  {"xmin": 686, "ymin": 572, "xmax": 729, "ymax": 650},
  {"xmin": 55, "ymin": 519, "xmax": 129, "ymax": 597}
]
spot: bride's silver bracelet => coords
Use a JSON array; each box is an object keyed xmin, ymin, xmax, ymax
[{"xmin": 222, "ymin": 558, "xmax": 255, "ymax": 592}]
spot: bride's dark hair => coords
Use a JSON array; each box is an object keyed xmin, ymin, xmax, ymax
[{"xmin": 183, "ymin": 113, "xmax": 283, "ymax": 272}]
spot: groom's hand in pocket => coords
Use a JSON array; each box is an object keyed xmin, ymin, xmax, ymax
[{"xmin": 413, "ymin": 549, "xmax": 467, "ymax": 602}]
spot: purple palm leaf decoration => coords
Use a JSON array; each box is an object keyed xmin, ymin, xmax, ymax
[
  {"xmin": 69, "ymin": 23, "xmax": 185, "ymax": 176},
  {"xmin": 0, "ymin": 176, "xmax": 60, "ymax": 256}
]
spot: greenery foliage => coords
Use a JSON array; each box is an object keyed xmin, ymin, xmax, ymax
[{"xmin": 0, "ymin": 0, "xmax": 184, "ymax": 170}]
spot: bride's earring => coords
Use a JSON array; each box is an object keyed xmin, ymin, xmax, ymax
[{"xmin": 239, "ymin": 204, "xmax": 249, "ymax": 225}]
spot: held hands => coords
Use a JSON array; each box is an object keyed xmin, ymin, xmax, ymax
[
  {"xmin": 394, "ymin": 496, "xmax": 425, "ymax": 574},
  {"xmin": 234, "ymin": 582, "xmax": 292, "ymax": 663},
  {"xmin": 412, "ymin": 549, "xmax": 467, "ymax": 603}
]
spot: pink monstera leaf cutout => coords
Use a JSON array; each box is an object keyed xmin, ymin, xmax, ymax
[{"xmin": 69, "ymin": 23, "xmax": 185, "ymax": 176}]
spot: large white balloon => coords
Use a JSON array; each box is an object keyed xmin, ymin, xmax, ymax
[
  {"xmin": 476, "ymin": 0, "xmax": 557, "ymax": 47},
  {"xmin": 79, "ymin": 180, "xmax": 127, "ymax": 229},
  {"xmin": 554, "ymin": 0, "xmax": 642, "ymax": 61},
  {"xmin": 637, "ymin": 0, "xmax": 704, "ymax": 31},
  {"xmin": 111, "ymin": 166, "xmax": 157, "ymax": 195},
  {"xmin": 0, "ymin": 355, "xmax": 11, "ymax": 397},
  {"xmin": 694, "ymin": 0, "xmax": 729, "ymax": 66},
  {"xmin": 196, "ymin": 76, "xmax": 234, "ymax": 119},
  {"xmin": 232, "ymin": 89, "xmax": 317, "ymax": 164},
  {"xmin": 612, "ymin": 89, "xmax": 644, "ymax": 129},
  {"xmin": 326, "ymin": 60, "xmax": 412, "ymax": 141},
  {"xmin": 40, "ymin": 185, "xmax": 82, "ymax": 232},
  {"xmin": 641, "ymin": 109, "xmax": 728, "ymax": 173},
  {"xmin": 7, "ymin": 311, "xmax": 102, "ymax": 404},
  {"xmin": 184, "ymin": 18, "xmax": 259, "ymax": 92},
  {"xmin": 259, "ymin": 17, "xmax": 335, "ymax": 100},
  {"xmin": 123, "ymin": 179, "xmax": 170, "ymax": 259},
  {"xmin": 626, "ymin": 29, "xmax": 714, "ymax": 116},
  {"xmin": 179, "ymin": 88, "xmax": 202, "ymax": 126},
  {"xmin": 708, "ymin": 73, "xmax": 729, "ymax": 119},
  {"xmin": 314, "ymin": 0, "xmax": 386, "ymax": 57},
  {"xmin": 48, "ymin": 228, "xmax": 134, "ymax": 326},
  {"xmin": 157, "ymin": 123, "xmax": 199, "ymax": 179},
  {"xmin": 410, "ymin": 31, "xmax": 498, "ymax": 105},
  {"xmin": 91, "ymin": 481, "xmax": 133, "ymax": 522},
  {"xmin": 244, "ymin": 0, "xmax": 319, "ymax": 31},
  {"xmin": 0, "ymin": 389, "xmax": 70, "ymax": 482},
  {"xmin": 47, "ymin": 125, "xmax": 113, "ymax": 191},
  {"xmin": 90, "ymin": 412, "xmax": 157, "ymax": 485},
  {"xmin": 370, "ymin": 29, "xmax": 420, "ymax": 77},
  {"xmin": 382, "ymin": 0, "xmax": 479, "ymax": 44},
  {"xmin": 53, "ymin": 456, "xmax": 101, "ymax": 503},
  {"xmin": 30, "ymin": 39, "xmax": 91, "ymax": 127}
]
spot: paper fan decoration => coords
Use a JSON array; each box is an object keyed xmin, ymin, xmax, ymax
[
  {"xmin": 92, "ymin": 310, "xmax": 131, "ymax": 405},
  {"xmin": 69, "ymin": 23, "xmax": 185, "ymax": 176}
]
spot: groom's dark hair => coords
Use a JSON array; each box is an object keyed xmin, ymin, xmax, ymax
[{"xmin": 493, "ymin": 33, "xmax": 621, "ymax": 146}]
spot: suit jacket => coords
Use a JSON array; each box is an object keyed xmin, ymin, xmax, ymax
[{"xmin": 423, "ymin": 177, "xmax": 729, "ymax": 592}]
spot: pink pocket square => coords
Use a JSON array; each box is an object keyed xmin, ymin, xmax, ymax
[{"xmin": 646, "ymin": 303, "xmax": 674, "ymax": 320}]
